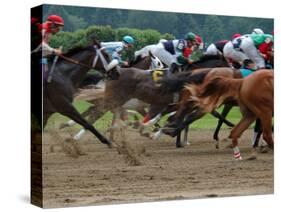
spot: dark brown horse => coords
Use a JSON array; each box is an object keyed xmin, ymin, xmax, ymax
[
  {"xmin": 42, "ymin": 41, "xmax": 114, "ymax": 147},
  {"xmin": 58, "ymin": 53, "xmax": 161, "ymax": 139}
]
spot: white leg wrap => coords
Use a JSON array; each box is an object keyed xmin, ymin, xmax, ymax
[
  {"xmin": 73, "ymin": 129, "xmax": 86, "ymax": 141},
  {"xmin": 233, "ymin": 146, "xmax": 242, "ymax": 160},
  {"xmin": 152, "ymin": 129, "xmax": 162, "ymax": 140}
]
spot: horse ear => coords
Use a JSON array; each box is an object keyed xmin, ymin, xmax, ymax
[
  {"xmin": 92, "ymin": 38, "xmax": 102, "ymax": 49},
  {"xmin": 149, "ymin": 50, "xmax": 155, "ymax": 59}
]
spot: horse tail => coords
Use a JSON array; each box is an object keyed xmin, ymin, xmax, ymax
[
  {"xmin": 184, "ymin": 76, "xmax": 243, "ymax": 112},
  {"xmin": 161, "ymin": 69, "xmax": 211, "ymax": 92}
]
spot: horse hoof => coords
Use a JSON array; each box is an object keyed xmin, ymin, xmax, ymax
[
  {"xmin": 259, "ymin": 145, "xmax": 269, "ymax": 153},
  {"xmin": 234, "ymin": 156, "xmax": 243, "ymax": 161},
  {"xmin": 214, "ymin": 141, "xmax": 219, "ymax": 149},
  {"xmin": 176, "ymin": 143, "xmax": 185, "ymax": 148}
]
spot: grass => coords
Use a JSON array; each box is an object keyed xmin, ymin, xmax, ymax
[{"xmin": 46, "ymin": 100, "xmax": 246, "ymax": 130}]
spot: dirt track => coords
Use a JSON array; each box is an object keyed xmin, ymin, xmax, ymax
[{"xmin": 41, "ymin": 127, "xmax": 273, "ymax": 208}]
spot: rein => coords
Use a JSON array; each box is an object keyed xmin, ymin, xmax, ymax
[
  {"xmin": 58, "ymin": 46, "xmax": 109, "ymax": 70},
  {"xmin": 59, "ymin": 54, "xmax": 93, "ymax": 69}
]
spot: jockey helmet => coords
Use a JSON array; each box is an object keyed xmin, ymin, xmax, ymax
[
  {"xmin": 47, "ymin": 15, "xmax": 64, "ymax": 26},
  {"xmin": 185, "ymin": 32, "xmax": 196, "ymax": 41},
  {"xmin": 123, "ymin": 35, "xmax": 135, "ymax": 44},
  {"xmin": 232, "ymin": 33, "xmax": 241, "ymax": 40},
  {"xmin": 252, "ymin": 28, "xmax": 264, "ymax": 34},
  {"xmin": 195, "ymin": 35, "xmax": 203, "ymax": 44}
]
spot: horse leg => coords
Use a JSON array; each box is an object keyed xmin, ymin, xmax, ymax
[
  {"xmin": 167, "ymin": 108, "xmax": 203, "ymax": 140},
  {"xmin": 183, "ymin": 125, "xmax": 190, "ymax": 145},
  {"xmin": 176, "ymin": 125, "xmax": 190, "ymax": 148},
  {"xmin": 260, "ymin": 114, "xmax": 274, "ymax": 149},
  {"xmin": 59, "ymin": 105, "xmax": 95, "ymax": 129},
  {"xmin": 252, "ymin": 119, "xmax": 263, "ymax": 148},
  {"xmin": 211, "ymin": 109, "xmax": 234, "ymax": 127},
  {"xmin": 56, "ymin": 97, "xmax": 112, "ymax": 147},
  {"xmin": 229, "ymin": 114, "xmax": 256, "ymax": 160},
  {"xmin": 176, "ymin": 131, "xmax": 182, "ymax": 148},
  {"xmin": 72, "ymin": 106, "xmax": 106, "ymax": 141},
  {"xmin": 212, "ymin": 104, "xmax": 233, "ymax": 146},
  {"xmin": 109, "ymin": 108, "xmax": 127, "ymax": 141}
]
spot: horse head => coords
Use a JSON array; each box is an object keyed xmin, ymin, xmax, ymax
[{"xmin": 149, "ymin": 51, "xmax": 165, "ymax": 69}]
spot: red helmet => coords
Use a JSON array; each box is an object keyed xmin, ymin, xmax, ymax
[
  {"xmin": 232, "ymin": 33, "xmax": 241, "ymax": 40},
  {"xmin": 47, "ymin": 15, "xmax": 64, "ymax": 26},
  {"xmin": 195, "ymin": 35, "xmax": 203, "ymax": 44}
]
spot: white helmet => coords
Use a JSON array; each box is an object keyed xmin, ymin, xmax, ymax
[{"xmin": 252, "ymin": 28, "xmax": 264, "ymax": 34}]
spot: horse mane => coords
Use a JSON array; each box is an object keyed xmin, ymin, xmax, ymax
[
  {"xmin": 63, "ymin": 46, "xmax": 94, "ymax": 57},
  {"xmin": 183, "ymin": 76, "xmax": 242, "ymax": 113},
  {"xmin": 129, "ymin": 55, "xmax": 148, "ymax": 66},
  {"xmin": 199, "ymin": 77, "xmax": 231, "ymax": 98},
  {"xmin": 62, "ymin": 39, "xmax": 103, "ymax": 57},
  {"xmin": 199, "ymin": 77, "xmax": 242, "ymax": 107}
]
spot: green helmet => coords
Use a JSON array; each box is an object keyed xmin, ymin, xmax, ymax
[
  {"xmin": 185, "ymin": 32, "xmax": 196, "ymax": 41},
  {"xmin": 123, "ymin": 35, "xmax": 135, "ymax": 44}
]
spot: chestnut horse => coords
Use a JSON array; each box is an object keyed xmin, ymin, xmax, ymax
[{"xmin": 164, "ymin": 69, "xmax": 273, "ymax": 159}]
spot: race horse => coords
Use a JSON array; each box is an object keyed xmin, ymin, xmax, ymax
[
  {"xmin": 42, "ymin": 40, "xmax": 115, "ymax": 147},
  {"xmin": 59, "ymin": 52, "xmax": 164, "ymax": 140},
  {"xmin": 163, "ymin": 68, "xmax": 273, "ymax": 159}
]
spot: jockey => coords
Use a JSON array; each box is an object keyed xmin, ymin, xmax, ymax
[
  {"xmin": 187, "ymin": 35, "xmax": 204, "ymax": 63},
  {"xmin": 151, "ymin": 32, "xmax": 197, "ymax": 74},
  {"xmin": 31, "ymin": 15, "xmax": 64, "ymax": 80},
  {"xmin": 40, "ymin": 15, "xmax": 64, "ymax": 57},
  {"xmin": 32, "ymin": 14, "xmax": 64, "ymax": 56},
  {"xmin": 206, "ymin": 34, "xmax": 240, "ymax": 58},
  {"xmin": 101, "ymin": 35, "xmax": 135, "ymax": 70},
  {"xmin": 181, "ymin": 32, "xmax": 197, "ymax": 58},
  {"xmin": 205, "ymin": 40, "xmax": 229, "ymax": 55},
  {"xmin": 224, "ymin": 33, "xmax": 273, "ymax": 68}
]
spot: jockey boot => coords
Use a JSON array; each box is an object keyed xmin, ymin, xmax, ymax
[{"xmin": 168, "ymin": 63, "xmax": 178, "ymax": 77}]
